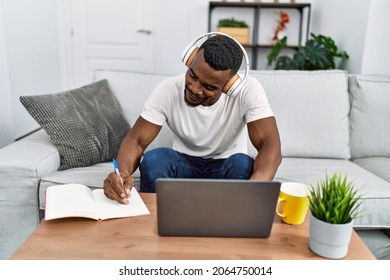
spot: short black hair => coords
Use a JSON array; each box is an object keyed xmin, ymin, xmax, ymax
[{"xmin": 199, "ymin": 35, "xmax": 243, "ymax": 74}]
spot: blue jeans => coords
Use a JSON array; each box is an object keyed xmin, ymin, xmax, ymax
[{"xmin": 139, "ymin": 147, "xmax": 254, "ymax": 192}]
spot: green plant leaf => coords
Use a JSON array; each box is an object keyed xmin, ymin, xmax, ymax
[
  {"xmin": 303, "ymin": 39, "xmax": 334, "ymax": 69},
  {"xmin": 218, "ymin": 18, "xmax": 248, "ymax": 28},
  {"xmin": 275, "ymin": 56, "xmax": 298, "ymax": 70},
  {"xmin": 291, "ymin": 51, "xmax": 306, "ymax": 70},
  {"xmin": 308, "ymin": 172, "xmax": 362, "ymax": 224},
  {"xmin": 268, "ymin": 32, "xmax": 349, "ymax": 70},
  {"xmin": 267, "ymin": 37, "xmax": 287, "ymax": 66}
]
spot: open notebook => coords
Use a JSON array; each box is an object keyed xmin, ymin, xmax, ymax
[{"xmin": 45, "ymin": 184, "xmax": 150, "ymax": 221}]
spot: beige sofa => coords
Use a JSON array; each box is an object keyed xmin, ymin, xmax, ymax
[{"xmin": 1, "ymin": 70, "xmax": 389, "ymax": 259}]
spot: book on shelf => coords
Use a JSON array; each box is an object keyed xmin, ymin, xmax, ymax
[{"xmin": 44, "ymin": 184, "xmax": 150, "ymax": 221}]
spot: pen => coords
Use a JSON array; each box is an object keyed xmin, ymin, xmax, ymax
[{"xmin": 112, "ymin": 159, "xmax": 126, "ymax": 197}]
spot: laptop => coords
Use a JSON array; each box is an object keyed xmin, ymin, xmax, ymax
[{"xmin": 156, "ymin": 178, "xmax": 281, "ymax": 238}]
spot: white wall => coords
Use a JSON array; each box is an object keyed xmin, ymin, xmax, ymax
[
  {"xmin": 1, "ymin": 0, "xmax": 62, "ymax": 139},
  {"xmin": 154, "ymin": 0, "xmax": 209, "ymax": 75},
  {"xmin": 311, "ymin": 0, "xmax": 372, "ymax": 74},
  {"xmin": 361, "ymin": 0, "xmax": 390, "ymax": 75},
  {"xmin": 0, "ymin": 1, "xmax": 14, "ymax": 148}
]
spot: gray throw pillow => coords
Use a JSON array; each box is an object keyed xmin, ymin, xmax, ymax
[{"xmin": 20, "ymin": 79, "xmax": 130, "ymax": 170}]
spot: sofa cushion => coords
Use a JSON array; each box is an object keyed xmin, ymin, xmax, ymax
[
  {"xmin": 354, "ymin": 157, "xmax": 390, "ymax": 184},
  {"xmin": 349, "ymin": 75, "xmax": 390, "ymax": 159},
  {"xmin": 20, "ymin": 80, "xmax": 130, "ymax": 170},
  {"xmin": 249, "ymin": 70, "xmax": 351, "ymax": 159},
  {"xmin": 275, "ymin": 158, "xmax": 390, "ymax": 229}
]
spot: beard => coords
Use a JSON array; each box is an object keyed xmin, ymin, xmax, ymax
[{"xmin": 184, "ymin": 86, "xmax": 208, "ymax": 107}]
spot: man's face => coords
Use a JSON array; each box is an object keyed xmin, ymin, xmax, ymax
[{"xmin": 184, "ymin": 49, "xmax": 232, "ymax": 107}]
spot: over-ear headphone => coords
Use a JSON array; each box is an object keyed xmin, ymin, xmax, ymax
[{"xmin": 181, "ymin": 32, "xmax": 250, "ymax": 98}]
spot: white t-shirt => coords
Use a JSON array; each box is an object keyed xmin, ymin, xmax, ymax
[{"xmin": 141, "ymin": 74, "xmax": 274, "ymax": 159}]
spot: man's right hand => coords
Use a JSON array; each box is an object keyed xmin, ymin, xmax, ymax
[
  {"xmin": 102, "ymin": 116, "xmax": 161, "ymax": 204},
  {"xmin": 103, "ymin": 171, "xmax": 133, "ymax": 204}
]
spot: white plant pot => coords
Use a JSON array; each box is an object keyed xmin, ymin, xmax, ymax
[{"xmin": 309, "ymin": 213, "xmax": 353, "ymax": 259}]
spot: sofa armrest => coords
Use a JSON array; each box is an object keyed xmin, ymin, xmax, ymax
[{"xmin": 0, "ymin": 129, "xmax": 60, "ymax": 259}]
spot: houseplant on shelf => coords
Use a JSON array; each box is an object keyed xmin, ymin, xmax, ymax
[
  {"xmin": 308, "ymin": 172, "xmax": 362, "ymax": 259},
  {"xmin": 267, "ymin": 33, "xmax": 349, "ymax": 70},
  {"xmin": 217, "ymin": 18, "xmax": 249, "ymax": 45}
]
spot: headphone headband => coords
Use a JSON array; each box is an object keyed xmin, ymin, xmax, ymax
[{"xmin": 181, "ymin": 32, "xmax": 250, "ymax": 97}]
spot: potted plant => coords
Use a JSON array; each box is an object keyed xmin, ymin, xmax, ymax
[
  {"xmin": 217, "ymin": 17, "xmax": 249, "ymax": 44},
  {"xmin": 308, "ymin": 172, "xmax": 362, "ymax": 259},
  {"xmin": 267, "ymin": 33, "xmax": 349, "ymax": 70}
]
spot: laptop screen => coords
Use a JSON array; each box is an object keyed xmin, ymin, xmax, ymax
[{"xmin": 156, "ymin": 179, "xmax": 281, "ymax": 238}]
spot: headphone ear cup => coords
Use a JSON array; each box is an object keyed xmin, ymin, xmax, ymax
[
  {"xmin": 223, "ymin": 74, "xmax": 242, "ymax": 97},
  {"xmin": 181, "ymin": 46, "xmax": 198, "ymax": 67}
]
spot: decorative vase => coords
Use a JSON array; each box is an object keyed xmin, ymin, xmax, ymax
[{"xmin": 309, "ymin": 213, "xmax": 353, "ymax": 259}]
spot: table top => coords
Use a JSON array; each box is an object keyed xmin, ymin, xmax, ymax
[{"xmin": 11, "ymin": 193, "xmax": 376, "ymax": 260}]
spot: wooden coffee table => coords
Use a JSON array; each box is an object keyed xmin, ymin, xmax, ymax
[{"xmin": 11, "ymin": 193, "xmax": 375, "ymax": 260}]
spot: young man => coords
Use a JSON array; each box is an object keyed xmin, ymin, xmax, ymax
[{"xmin": 103, "ymin": 34, "xmax": 281, "ymax": 204}]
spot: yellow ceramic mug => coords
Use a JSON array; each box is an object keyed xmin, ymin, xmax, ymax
[{"xmin": 276, "ymin": 182, "xmax": 310, "ymax": 225}]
